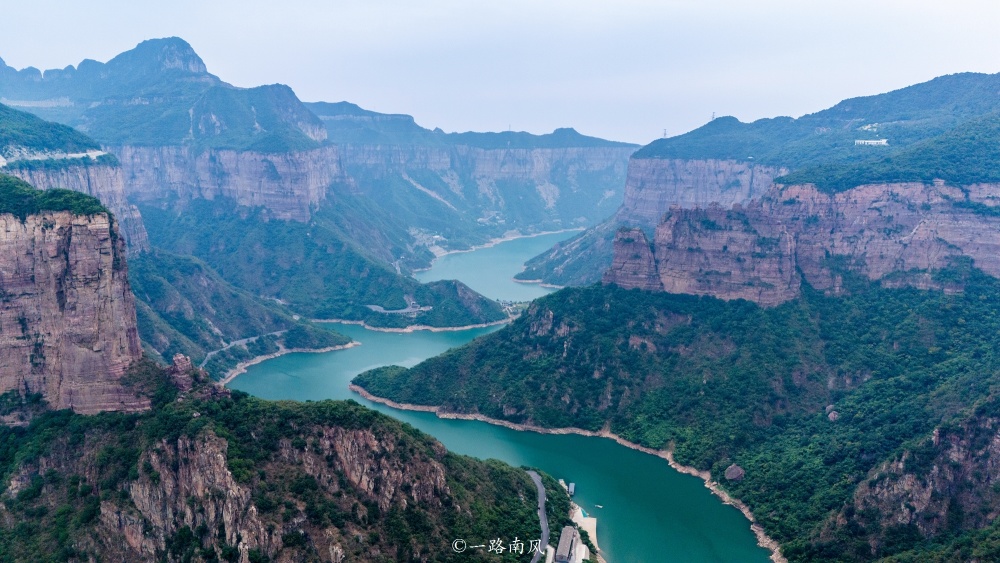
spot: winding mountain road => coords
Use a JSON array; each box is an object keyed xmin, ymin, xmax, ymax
[{"xmin": 526, "ymin": 470, "xmax": 549, "ymax": 563}]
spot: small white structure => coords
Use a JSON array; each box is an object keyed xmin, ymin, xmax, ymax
[{"xmin": 855, "ymin": 139, "xmax": 888, "ymax": 146}]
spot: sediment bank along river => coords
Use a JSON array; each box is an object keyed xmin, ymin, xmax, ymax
[{"xmin": 229, "ymin": 231, "xmax": 771, "ymax": 562}]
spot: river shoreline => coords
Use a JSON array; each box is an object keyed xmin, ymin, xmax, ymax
[
  {"xmin": 512, "ymin": 278, "xmax": 565, "ymax": 289},
  {"xmin": 414, "ymin": 228, "xmax": 584, "ymax": 271},
  {"xmin": 312, "ymin": 317, "xmax": 513, "ymax": 333},
  {"xmin": 218, "ymin": 342, "xmax": 360, "ymax": 385},
  {"xmin": 350, "ymin": 384, "xmax": 787, "ymax": 563}
]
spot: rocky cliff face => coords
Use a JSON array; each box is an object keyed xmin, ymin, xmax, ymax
[
  {"xmin": 519, "ymin": 157, "xmax": 783, "ymax": 286},
  {"xmin": 0, "ymin": 211, "xmax": 146, "ymax": 413},
  {"xmin": 340, "ymin": 144, "xmax": 632, "ymax": 225},
  {"xmin": 602, "ymin": 228, "xmax": 662, "ymax": 291},
  {"xmin": 829, "ymin": 398, "xmax": 1000, "ymax": 555},
  {"xmin": 606, "ymin": 181, "xmax": 1000, "ymax": 304},
  {"xmin": 112, "ymin": 145, "xmax": 343, "ymax": 222},
  {"xmin": 113, "ymin": 143, "xmax": 631, "ymax": 229},
  {"xmin": 7, "ymin": 163, "xmax": 150, "ymax": 251},
  {"xmin": 0, "ymin": 388, "xmax": 548, "ymax": 563},
  {"xmin": 100, "ymin": 425, "xmax": 449, "ymax": 561},
  {"xmin": 618, "ymin": 158, "xmax": 784, "ymax": 224}
]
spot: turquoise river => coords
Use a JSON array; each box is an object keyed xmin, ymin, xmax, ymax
[{"xmin": 229, "ymin": 231, "xmax": 772, "ymax": 562}]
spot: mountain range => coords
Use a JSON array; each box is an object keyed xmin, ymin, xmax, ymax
[
  {"xmin": 0, "ymin": 37, "xmax": 636, "ymax": 374},
  {"xmin": 10, "ymin": 34, "xmax": 1000, "ymax": 563}
]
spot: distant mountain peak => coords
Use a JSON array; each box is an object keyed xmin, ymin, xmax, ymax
[{"xmin": 107, "ymin": 37, "xmax": 208, "ymax": 75}]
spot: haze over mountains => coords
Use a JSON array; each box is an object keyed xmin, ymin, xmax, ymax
[
  {"xmin": 0, "ymin": 37, "xmax": 597, "ymax": 563},
  {"xmin": 353, "ymin": 68, "xmax": 1000, "ymax": 561},
  {"xmin": 8, "ymin": 31, "xmax": 1000, "ymax": 563},
  {"xmin": 0, "ymin": 37, "xmax": 635, "ymax": 373},
  {"xmin": 520, "ymin": 71, "xmax": 1000, "ymax": 287}
]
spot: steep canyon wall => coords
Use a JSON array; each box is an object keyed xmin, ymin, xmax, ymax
[
  {"xmin": 111, "ymin": 143, "xmax": 633, "ymax": 229},
  {"xmin": 7, "ymin": 163, "xmax": 150, "ymax": 252},
  {"xmin": 0, "ymin": 211, "xmax": 146, "ymax": 413},
  {"xmin": 605, "ymin": 181, "xmax": 1000, "ymax": 304}
]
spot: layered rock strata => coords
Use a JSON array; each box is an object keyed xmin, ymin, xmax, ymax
[
  {"xmin": 605, "ymin": 181, "xmax": 1000, "ymax": 304},
  {"xmin": 113, "ymin": 143, "xmax": 632, "ymax": 229},
  {"xmin": 7, "ymin": 163, "xmax": 150, "ymax": 251},
  {"xmin": 521, "ymin": 158, "xmax": 784, "ymax": 286},
  {"xmin": 111, "ymin": 145, "xmax": 343, "ymax": 222},
  {"xmin": 617, "ymin": 158, "xmax": 784, "ymax": 224},
  {"xmin": 0, "ymin": 210, "xmax": 145, "ymax": 413}
]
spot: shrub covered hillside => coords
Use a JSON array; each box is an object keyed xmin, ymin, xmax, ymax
[
  {"xmin": 778, "ymin": 113, "xmax": 1000, "ymax": 192},
  {"xmin": 140, "ymin": 198, "xmax": 508, "ymax": 329},
  {"xmin": 0, "ymin": 174, "xmax": 108, "ymax": 220},
  {"xmin": 0, "ymin": 103, "xmax": 100, "ymax": 158},
  {"xmin": 355, "ymin": 269, "xmax": 1000, "ymax": 561},
  {"xmin": 0, "ymin": 361, "xmax": 559, "ymax": 562}
]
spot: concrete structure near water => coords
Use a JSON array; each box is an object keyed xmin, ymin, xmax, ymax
[{"xmin": 555, "ymin": 526, "xmax": 590, "ymax": 563}]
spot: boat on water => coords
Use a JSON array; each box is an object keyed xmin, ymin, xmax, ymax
[{"xmin": 595, "ymin": 505, "xmax": 603, "ymax": 508}]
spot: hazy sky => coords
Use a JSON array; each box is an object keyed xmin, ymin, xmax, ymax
[{"xmin": 2, "ymin": 0, "xmax": 999, "ymax": 144}]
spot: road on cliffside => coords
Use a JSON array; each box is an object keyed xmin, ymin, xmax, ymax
[{"xmin": 526, "ymin": 470, "xmax": 549, "ymax": 563}]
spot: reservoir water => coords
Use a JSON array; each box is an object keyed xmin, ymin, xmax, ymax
[{"xmin": 230, "ymin": 231, "xmax": 771, "ymax": 562}]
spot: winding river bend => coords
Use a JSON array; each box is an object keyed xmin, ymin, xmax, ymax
[{"xmin": 229, "ymin": 232, "xmax": 771, "ymax": 562}]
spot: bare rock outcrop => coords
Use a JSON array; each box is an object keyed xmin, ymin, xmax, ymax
[
  {"xmin": 99, "ymin": 425, "xmax": 449, "ymax": 562},
  {"xmin": 113, "ymin": 143, "xmax": 632, "ymax": 230},
  {"xmin": 617, "ymin": 158, "xmax": 784, "ymax": 225},
  {"xmin": 606, "ymin": 181, "xmax": 1000, "ymax": 304},
  {"xmin": 112, "ymin": 145, "xmax": 344, "ymax": 222},
  {"xmin": 7, "ymin": 163, "xmax": 150, "ymax": 252},
  {"xmin": 724, "ymin": 464, "xmax": 746, "ymax": 481},
  {"xmin": 828, "ymin": 401, "xmax": 1000, "ymax": 554},
  {"xmin": 0, "ymin": 210, "xmax": 146, "ymax": 413},
  {"xmin": 519, "ymin": 157, "xmax": 783, "ymax": 286},
  {"xmin": 602, "ymin": 228, "xmax": 662, "ymax": 291}
]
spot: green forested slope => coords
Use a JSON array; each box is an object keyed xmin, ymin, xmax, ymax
[
  {"xmin": 0, "ymin": 364, "xmax": 557, "ymax": 562},
  {"xmin": 634, "ymin": 72, "xmax": 1000, "ymax": 169},
  {"xmin": 0, "ymin": 174, "xmax": 108, "ymax": 219},
  {"xmin": 0, "ymin": 103, "xmax": 99, "ymax": 157},
  {"xmin": 140, "ymin": 198, "xmax": 507, "ymax": 328},
  {"xmin": 356, "ymin": 271, "xmax": 1000, "ymax": 560},
  {"xmin": 777, "ymin": 113, "xmax": 1000, "ymax": 191},
  {"xmin": 129, "ymin": 250, "xmax": 349, "ymax": 377}
]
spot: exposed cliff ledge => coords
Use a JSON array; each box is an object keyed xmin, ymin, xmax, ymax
[
  {"xmin": 519, "ymin": 158, "xmax": 784, "ymax": 286},
  {"xmin": 113, "ymin": 143, "xmax": 631, "ymax": 233},
  {"xmin": 111, "ymin": 145, "xmax": 343, "ymax": 222},
  {"xmin": 618, "ymin": 158, "xmax": 784, "ymax": 224},
  {"xmin": 0, "ymin": 210, "xmax": 146, "ymax": 414},
  {"xmin": 7, "ymin": 163, "xmax": 150, "ymax": 252},
  {"xmin": 0, "ymin": 381, "xmax": 551, "ymax": 563},
  {"xmin": 605, "ymin": 181, "xmax": 1000, "ymax": 304},
  {"xmin": 602, "ymin": 228, "xmax": 662, "ymax": 291},
  {"xmin": 339, "ymin": 144, "xmax": 632, "ymax": 227},
  {"xmin": 106, "ymin": 424, "xmax": 449, "ymax": 560}
]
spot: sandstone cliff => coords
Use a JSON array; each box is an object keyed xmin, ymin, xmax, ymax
[
  {"xmin": 520, "ymin": 157, "xmax": 784, "ymax": 286},
  {"xmin": 605, "ymin": 181, "xmax": 1000, "ymax": 304},
  {"xmin": 0, "ymin": 210, "xmax": 146, "ymax": 414},
  {"xmin": 617, "ymin": 158, "xmax": 784, "ymax": 224},
  {"xmin": 113, "ymin": 143, "xmax": 631, "ymax": 235},
  {"xmin": 7, "ymin": 163, "xmax": 150, "ymax": 251},
  {"xmin": 112, "ymin": 145, "xmax": 342, "ymax": 222}
]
